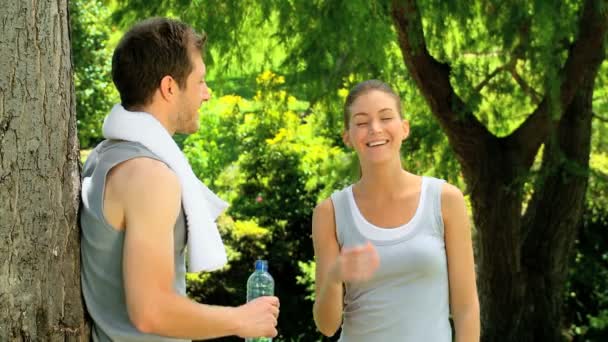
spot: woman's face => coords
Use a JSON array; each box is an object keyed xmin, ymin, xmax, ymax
[{"xmin": 343, "ymin": 90, "xmax": 409, "ymax": 165}]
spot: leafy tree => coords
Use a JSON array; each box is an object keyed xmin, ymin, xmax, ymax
[{"xmin": 390, "ymin": 2, "xmax": 607, "ymax": 341}]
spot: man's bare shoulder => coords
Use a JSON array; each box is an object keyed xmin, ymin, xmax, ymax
[
  {"xmin": 108, "ymin": 157, "xmax": 179, "ymax": 191},
  {"xmin": 104, "ymin": 157, "xmax": 181, "ymax": 229}
]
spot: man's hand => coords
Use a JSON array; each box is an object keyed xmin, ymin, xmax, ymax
[{"xmin": 235, "ymin": 296, "xmax": 280, "ymax": 338}]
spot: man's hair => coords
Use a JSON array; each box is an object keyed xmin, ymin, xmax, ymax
[
  {"xmin": 111, "ymin": 17, "xmax": 207, "ymax": 109},
  {"xmin": 343, "ymin": 79, "xmax": 403, "ymax": 128}
]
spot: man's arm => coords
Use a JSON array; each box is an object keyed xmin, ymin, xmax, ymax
[{"xmin": 116, "ymin": 158, "xmax": 279, "ymax": 340}]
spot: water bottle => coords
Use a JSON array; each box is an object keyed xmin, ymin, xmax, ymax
[{"xmin": 245, "ymin": 260, "xmax": 275, "ymax": 342}]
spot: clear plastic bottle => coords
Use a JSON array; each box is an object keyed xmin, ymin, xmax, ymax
[{"xmin": 245, "ymin": 260, "xmax": 275, "ymax": 342}]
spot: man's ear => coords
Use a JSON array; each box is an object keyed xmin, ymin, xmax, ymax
[{"xmin": 159, "ymin": 75, "xmax": 176, "ymax": 102}]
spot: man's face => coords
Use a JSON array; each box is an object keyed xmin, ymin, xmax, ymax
[{"xmin": 174, "ymin": 50, "xmax": 210, "ymax": 134}]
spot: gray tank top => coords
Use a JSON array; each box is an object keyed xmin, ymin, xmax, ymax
[
  {"xmin": 331, "ymin": 176, "xmax": 452, "ymax": 342},
  {"xmin": 80, "ymin": 140, "xmax": 189, "ymax": 342}
]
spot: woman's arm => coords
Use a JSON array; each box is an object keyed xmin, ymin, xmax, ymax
[
  {"xmin": 312, "ymin": 199, "xmax": 344, "ymax": 336},
  {"xmin": 312, "ymin": 198, "xmax": 379, "ymax": 336},
  {"xmin": 442, "ymin": 183, "xmax": 480, "ymax": 342}
]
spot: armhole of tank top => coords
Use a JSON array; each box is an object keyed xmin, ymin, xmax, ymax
[
  {"xmin": 330, "ymin": 191, "xmax": 344, "ymax": 248},
  {"xmin": 433, "ymin": 178, "xmax": 447, "ymax": 239},
  {"xmin": 96, "ymin": 151, "xmax": 164, "ymax": 233}
]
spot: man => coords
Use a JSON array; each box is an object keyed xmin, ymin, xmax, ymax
[{"xmin": 80, "ymin": 18, "xmax": 279, "ymax": 341}]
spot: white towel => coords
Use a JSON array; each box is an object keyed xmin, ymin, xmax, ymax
[{"xmin": 101, "ymin": 104, "xmax": 228, "ymax": 272}]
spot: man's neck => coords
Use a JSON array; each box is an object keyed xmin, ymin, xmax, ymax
[{"xmin": 128, "ymin": 103, "xmax": 175, "ymax": 135}]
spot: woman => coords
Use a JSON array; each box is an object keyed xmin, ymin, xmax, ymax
[{"xmin": 312, "ymin": 80, "xmax": 479, "ymax": 341}]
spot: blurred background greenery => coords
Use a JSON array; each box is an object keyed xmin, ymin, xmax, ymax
[{"xmin": 72, "ymin": 0, "xmax": 607, "ymax": 340}]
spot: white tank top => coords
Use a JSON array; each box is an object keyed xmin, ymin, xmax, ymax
[{"xmin": 331, "ymin": 176, "xmax": 452, "ymax": 341}]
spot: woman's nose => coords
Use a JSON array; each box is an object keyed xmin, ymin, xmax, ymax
[
  {"xmin": 369, "ymin": 119, "xmax": 382, "ymax": 133},
  {"xmin": 202, "ymin": 84, "xmax": 211, "ymax": 101}
]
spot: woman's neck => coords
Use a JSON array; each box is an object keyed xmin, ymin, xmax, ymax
[{"xmin": 355, "ymin": 160, "xmax": 418, "ymax": 199}]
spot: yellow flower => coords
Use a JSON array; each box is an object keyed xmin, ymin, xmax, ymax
[
  {"xmin": 266, "ymin": 128, "xmax": 288, "ymax": 145},
  {"xmin": 256, "ymin": 70, "xmax": 276, "ymax": 85},
  {"xmin": 219, "ymin": 94, "xmax": 243, "ymax": 105}
]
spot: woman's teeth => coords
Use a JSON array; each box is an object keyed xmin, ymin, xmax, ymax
[{"xmin": 367, "ymin": 140, "xmax": 388, "ymax": 147}]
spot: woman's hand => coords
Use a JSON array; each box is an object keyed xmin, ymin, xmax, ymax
[{"xmin": 328, "ymin": 241, "xmax": 380, "ymax": 284}]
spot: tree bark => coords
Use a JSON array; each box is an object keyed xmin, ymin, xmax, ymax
[
  {"xmin": 0, "ymin": 1, "xmax": 88, "ymax": 341},
  {"xmin": 391, "ymin": 0, "xmax": 608, "ymax": 341},
  {"xmin": 518, "ymin": 60, "xmax": 600, "ymax": 342}
]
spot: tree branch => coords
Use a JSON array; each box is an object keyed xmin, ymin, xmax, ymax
[
  {"xmin": 473, "ymin": 61, "xmax": 514, "ymax": 93},
  {"xmin": 593, "ymin": 112, "xmax": 608, "ymax": 122},
  {"xmin": 521, "ymin": 0, "xmax": 607, "ymax": 279},
  {"xmin": 509, "ymin": 68, "xmax": 542, "ymax": 104},
  {"xmin": 521, "ymin": 61, "xmax": 597, "ymax": 283},
  {"xmin": 390, "ymin": 0, "xmax": 494, "ymax": 170},
  {"xmin": 462, "ymin": 50, "xmax": 505, "ymax": 58},
  {"xmin": 473, "ymin": 58, "xmax": 542, "ymax": 104},
  {"xmin": 509, "ymin": 0, "xmax": 608, "ymax": 169}
]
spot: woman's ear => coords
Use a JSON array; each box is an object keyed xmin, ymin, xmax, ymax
[
  {"xmin": 401, "ymin": 119, "xmax": 410, "ymax": 141},
  {"xmin": 342, "ymin": 130, "xmax": 352, "ymax": 148}
]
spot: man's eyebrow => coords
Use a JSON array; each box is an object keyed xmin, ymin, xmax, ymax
[
  {"xmin": 352, "ymin": 112, "xmax": 369, "ymax": 118},
  {"xmin": 379, "ymin": 108, "xmax": 395, "ymax": 113}
]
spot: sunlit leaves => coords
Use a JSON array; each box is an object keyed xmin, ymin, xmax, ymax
[{"xmin": 72, "ymin": 0, "xmax": 119, "ymax": 148}]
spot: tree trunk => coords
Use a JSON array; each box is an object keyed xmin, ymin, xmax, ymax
[
  {"xmin": 475, "ymin": 57, "xmax": 598, "ymax": 342},
  {"xmin": 0, "ymin": 1, "xmax": 88, "ymax": 341},
  {"xmin": 465, "ymin": 141, "xmax": 527, "ymax": 342},
  {"xmin": 390, "ymin": 0, "xmax": 608, "ymax": 341},
  {"xmin": 517, "ymin": 66, "xmax": 598, "ymax": 342}
]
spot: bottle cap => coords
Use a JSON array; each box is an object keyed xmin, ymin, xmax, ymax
[{"xmin": 255, "ymin": 259, "xmax": 268, "ymax": 271}]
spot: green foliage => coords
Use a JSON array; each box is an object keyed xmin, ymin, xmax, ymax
[
  {"xmin": 109, "ymin": 0, "xmax": 465, "ymax": 181},
  {"xmin": 565, "ymin": 205, "xmax": 608, "ymax": 340},
  {"xmin": 71, "ymin": 0, "xmax": 119, "ymax": 149},
  {"xmin": 109, "ymin": 0, "xmax": 590, "ymax": 139},
  {"xmin": 563, "ymin": 152, "xmax": 608, "ymax": 340},
  {"xmin": 592, "ymin": 60, "xmax": 608, "ymax": 154},
  {"xmin": 183, "ymin": 94, "xmax": 244, "ymax": 187},
  {"xmin": 186, "ymin": 214, "xmax": 273, "ymax": 307},
  {"xmin": 78, "ymin": 1, "xmax": 608, "ymax": 339},
  {"xmin": 418, "ymin": 0, "xmax": 581, "ymax": 136},
  {"xmin": 296, "ymin": 261, "xmax": 316, "ymax": 302},
  {"xmin": 587, "ymin": 154, "xmax": 608, "ymax": 218},
  {"xmin": 110, "ymin": 0, "xmax": 409, "ymax": 103},
  {"xmin": 184, "ymin": 72, "xmax": 349, "ymax": 340}
]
